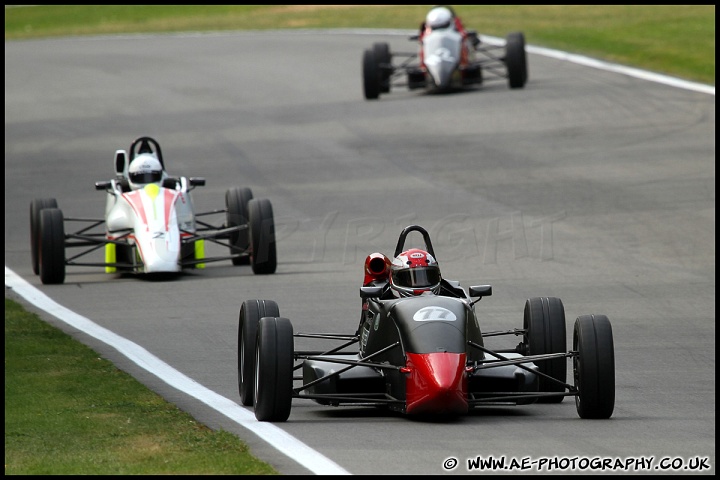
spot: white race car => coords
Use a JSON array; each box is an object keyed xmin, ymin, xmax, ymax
[{"xmin": 30, "ymin": 136, "xmax": 277, "ymax": 284}]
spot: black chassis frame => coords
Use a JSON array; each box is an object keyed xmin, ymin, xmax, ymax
[{"xmin": 289, "ymin": 301, "xmax": 579, "ymax": 411}]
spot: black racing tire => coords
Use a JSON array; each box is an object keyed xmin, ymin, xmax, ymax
[
  {"xmin": 238, "ymin": 299, "xmax": 280, "ymax": 406},
  {"xmin": 116, "ymin": 243, "xmax": 135, "ymax": 272},
  {"xmin": 573, "ymin": 314, "xmax": 615, "ymax": 419},
  {"xmin": 39, "ymin": 208, "xmax": 66, "ymax": 285},
  {"xmin": 180, "ymin": 242, "xmax": 196, "ymax": 269},
  {"xmin": 523, "ymin": 297, "xmax": 567, "ymax": 402},
  {"xmin": 254, "ymin": 316, "xmax": 294, "ymax": 422},
  {"xmin": 373, "ymin": 42, "xmax": 392, "ymax": 93},
  {"xmin": 226, "ymin": 187, "xmax": 254, "ymax": 266},
  {"xmin": 362, "ymin": 48, "xmax": 381, "ymax": 100},
  {"xmin": 30, "ymin": 198, "xmax": 58, "ymax": 275},
  {"xmin": 505, "ymin": 31, "xmax": 527, "ymax": 89},
  {"xmin": 248, "ymin": 198, "xmax": 277, "ymax": 275}
]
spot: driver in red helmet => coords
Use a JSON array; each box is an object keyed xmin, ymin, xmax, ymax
[
  {"xmin": 356, "ymin": 247, "xmax": 442, "ymax": 334},
  {"xmin": 389, "ymin": 248, "xmax": 442, "ymax": 298}
]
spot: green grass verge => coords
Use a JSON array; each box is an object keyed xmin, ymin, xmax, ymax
[
  {"xmin": 4, "ymin": 298, "xmax": 278, "ymax": 475},
  {"xmin": 4, "ymin": 5, "xmax": 715, "ymax": 85}
]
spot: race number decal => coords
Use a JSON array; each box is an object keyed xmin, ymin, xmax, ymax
[{"xmin": 413, "ymin": 306, "xmax": 457, "ymax": 322}]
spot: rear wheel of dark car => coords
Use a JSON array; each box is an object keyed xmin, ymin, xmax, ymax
[
  {"xmin": 574, "ymin": 314, "xmax": 615, "ymax": 419},
  {"xmin": 226, "ymin": 186, "xmax": 254, "ymax": 265},
  {"xmin": 39, "ymin": 208, "xmax": 66, "ymax": 285},
  {"xmin": 238, "ymin": 299, "xmax": 280, "ymax": 406},
  {"xmin": 523, "ymin": 296, "xmax": 567, "ymax": 402},
  {"xmin": 30, "ymin": 198, "xmax": 58, "ymax": 275},
  {"xmin": 248, "ymin": 198, "xmax": 277, "ymax": 275},
  {"xmin": 253, "ymin": 316, "xmax": 294, "ymax": 422}
]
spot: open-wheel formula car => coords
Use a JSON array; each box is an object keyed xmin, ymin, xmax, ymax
[
  {"xmin": 362, "ymin": 6, "xmax": 527, "ymax": 99},
  {"xmin": 30, "ymin": 136, "xmax": 277, "ymax": 285},
  {"xmin": 238, "ymin": 225, "xmax": 615, "ymax": 422}
]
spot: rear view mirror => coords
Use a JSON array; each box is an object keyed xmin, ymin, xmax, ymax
[{"xmin": 115, "ymin": 150, "xmax": 128, "ymax": 176}]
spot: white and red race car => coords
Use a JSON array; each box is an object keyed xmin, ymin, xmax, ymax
[
  {"xmin": 362, "ymin": 7, "xmax": 527, "ymax": 99},
  {"xmin": 30, "ymin": 136, "xmax": 277, "ymax": 284}
]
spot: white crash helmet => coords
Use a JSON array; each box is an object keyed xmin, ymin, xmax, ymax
[
  {"xmin": 390, "ymin": 248, "xmax": 442, "ymax": 297},
  {"xmin": 426, "ymin": 6, "xmax": 453, "ymax": 30},
  {"xmin": 128, "ymin": 153, "xmax": 163, "ymax": 189}
]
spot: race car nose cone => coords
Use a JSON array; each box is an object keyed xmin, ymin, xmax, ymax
[{"xmin": 405, "ymin": 352, "xmax": 468, "ymax": 415}]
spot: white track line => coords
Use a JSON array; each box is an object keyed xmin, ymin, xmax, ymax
[
  {"xmin": 524, "ymin": 43, "xmax": 715, "ymax": 96},
  {"xmin": 5, "ymin": 267, "xmax": 351, "ymax": 476}
]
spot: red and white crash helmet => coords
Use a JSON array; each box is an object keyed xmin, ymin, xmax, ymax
[{"xmin": 390, "ymin": 248, "xmax": 442, "ymax": 297}]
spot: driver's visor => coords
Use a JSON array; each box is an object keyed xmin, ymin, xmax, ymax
[
  {"xmin": 393, "ymin": 267, "xmax": 440, "ymax": 288},
  {"xmin": 130, "ymin": 171, "xmax": 162, "ymax": 184}
]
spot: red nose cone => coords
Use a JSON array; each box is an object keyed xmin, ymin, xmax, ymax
[{"xmin": 405, "ymin": 352, "xmax": 468, "ymax": 415}]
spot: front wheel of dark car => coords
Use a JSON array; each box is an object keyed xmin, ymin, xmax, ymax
[
  {"xmin": 238, "ymin": 299, "xmax": 280, "ymax": 406},
  {"xmin": 573, "ymin": 314, "xmax": 615, "ymax": 419},
  {"xmin": 253, "ymin": 316, "xmax": 294, "ymax": 422}
]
